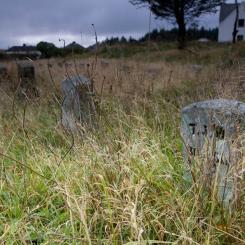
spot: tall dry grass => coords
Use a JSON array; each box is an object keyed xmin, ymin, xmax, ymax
[{"xmin": 0, "ymin": 54, "xmax": 244, "ymax": 244}]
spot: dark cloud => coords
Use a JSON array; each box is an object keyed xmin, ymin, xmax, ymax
[{"xmin": 0, "ymin": 0, "xmax": 218, "ymax": 48}]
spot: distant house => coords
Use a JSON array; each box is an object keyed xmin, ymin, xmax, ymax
[
  {"xmin": 219, "ymin": 2, "xmax": 245, "ymax": 42},
  {"xmin": 6, "ymin": 44, "xmax": 41, "ymax": 59},
  {"xmin": 65, "ymin": 42, "xmax": 84, "ymax": 53}
]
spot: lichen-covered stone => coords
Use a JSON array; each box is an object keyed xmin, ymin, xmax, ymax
[
  {"xmin": 181, "ymin": 99, "xmax": 245, "ymax": 206},
  {"xmin": 61, "ymin": 75, "xmax": 95, "ymax": 131}
]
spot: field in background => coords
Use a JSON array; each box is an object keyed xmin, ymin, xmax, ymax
[{"xmin": 0, "ymin": 43, "xmax": 244, "ymax": 244}]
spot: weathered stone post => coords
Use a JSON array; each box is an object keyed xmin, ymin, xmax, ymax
[
  {"xmin": 0, "ymin": 63, "xmax": 8, "ymax": 77},
  {"xmin": 181, "ymin": 99, "xmax": 245, "ymax": 206},
  {"xmin": 61, "ymin": 75, "xmax": 96, "ymax": 131},
  {"xmin": 17, "ymin": 61, "xmax": 38, "ymax": 99}
]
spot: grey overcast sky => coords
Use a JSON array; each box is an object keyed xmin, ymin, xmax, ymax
[{"xmin": 0, "ymin": 0, "xmax": 219, "ymax": 49}]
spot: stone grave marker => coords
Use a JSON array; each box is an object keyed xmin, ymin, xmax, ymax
[
  {"xmin": 0, "ymin": 63, "xmax": 8, "ymax": 76},
  {"xmin": 17, "ymin": 61, "xmax": 38, "ymax": 99},
  {"xmin": 0, "ymin": 63, "xmax": 10, "ymax": 87},
  {"xmin": 181, "ymin": 99, "xmax": 245, "ymax": 206},
  {"xmin": 61, "ymin": 75, "xmax": 96, "ymax": 131}
]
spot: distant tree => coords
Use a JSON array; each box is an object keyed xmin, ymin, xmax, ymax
[
  {"xmin": 128, "ymin": 37, "xmax": 137, "ymax": 43},
  {"xmin": 130, "ymin": 0, "xmax": 222, "ymax": 48},
  {"xmin": 151, "ymin": 29, "xmax": 159, "ymax": 40},
  {"xmin": 120, "ymin": 36, "xmax": 128, "ymax": 43},
  {"xmin": 106, "ymin": 37, "xmax": 120, "ymax": 45},
  {"xmin": 36, "ymin": 41, "xmax": 60, "ymax": 58}
]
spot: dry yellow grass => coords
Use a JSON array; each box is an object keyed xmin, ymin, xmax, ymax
[
  {"xmin": 1, "ymin": 55, "xmax": 241, "ymax": 100},
  {"xmin": 0, "ymin": 50, "xmax": 244, "ymax": 244}
]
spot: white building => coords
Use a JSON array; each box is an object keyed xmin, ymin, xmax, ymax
[{"xmin": 219, "ymin": 2, "xmax": 245, "ymax": 42}]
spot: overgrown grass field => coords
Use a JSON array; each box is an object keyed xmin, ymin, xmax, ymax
[{"xmin": 0, "ymin": 45, "xmax": 244, "ymax": 244}]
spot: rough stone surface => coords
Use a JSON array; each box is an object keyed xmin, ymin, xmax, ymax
[
  {"xmin": 181, "ymin": 99, "xmax": 245, "ymax": 206},
  {"xmin": 61, "ymin": 75, "xmax": 95, "ymax": 131}
]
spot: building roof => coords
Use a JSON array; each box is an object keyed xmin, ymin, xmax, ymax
[
  {"xmin": 65, "ymin": 41, "xmax": 84, "ymax": 50},
  {"xmin": 7, "ymin": 44, "xmax": 38, "ymax": 52},
  {"xmin": 219, "ymin": 3, "xmax": 237, "ymax": 23}
]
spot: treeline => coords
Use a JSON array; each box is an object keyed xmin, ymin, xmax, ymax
[
  {"xmin": 36, "ymin": 41, "xmax": 85, "ymax": 58},
  {"xmin": 140, "ymin": 27, "xmax": 218, "ymax": 42},
  {"xmin": 35, "ymin": 27, "xmax": 218, "ymax": 58},
  {"xmin": 102, "ymin": 27, "xmax": 218, "ymax": 46}
]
